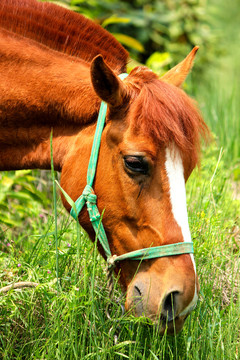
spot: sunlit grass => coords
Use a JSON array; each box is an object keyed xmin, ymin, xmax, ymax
[
  {"xmin": 1, "ymin": 1, "xmax": 240, "ymax": 357},
  {"xmin": 0, "ymin": 134, "xmax": 239, "ymax": 359},
  {"xmin": 195, "ymin": 80, "xmax": 240, "ymax": 164},
  {"xmin": 1, "ymin": 59, "xmax": 240, "ymax": 360},
  {"xmin": 1, "ymin": 74, "xmax": 239, "ymax": 360}
]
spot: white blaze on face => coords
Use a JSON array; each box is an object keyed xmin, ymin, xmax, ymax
[
  {"xmin": 165, "ymin": 146, "xmax": 197, "ymax": 314},
  {"xmin": 165, "ymin": 147, "xmax": 191, "ymax": 242}
]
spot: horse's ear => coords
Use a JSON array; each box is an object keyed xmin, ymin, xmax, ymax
[
  {"xmin": 91, "ymin": 55, "xmax": 126, "ymax": 107},
  {"xmin": 161, "ymin": 46, "xmax": 199, "ymax": 87}
]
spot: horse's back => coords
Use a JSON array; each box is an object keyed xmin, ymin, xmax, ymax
[{"xmin": 0, "ymin": 0, "xmax": 128, "ymax": 72}]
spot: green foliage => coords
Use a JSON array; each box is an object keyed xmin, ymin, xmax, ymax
[
  {"xmin": 0, "ymin": 141, "xmax": 239, "ymax": 359},
  {"xmin": 197, "ymin": 82, "xmax": 240, "ymax": 162},
  {"xmin": 146, "ymin": 52, "xmax": 172, "ymax": 76},
  {"xmin": 0, "ymin": 0, "xmax": 239, "ymax": 358},
  {"xmin": 0, "ymin": 171, "xmax": 50, "ymax": 229},
  {"xmin": 46, "ymin": 0, "xmax": 218, "ymax": 72}
]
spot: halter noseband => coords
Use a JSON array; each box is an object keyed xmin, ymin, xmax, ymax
[{"xmin": 69, "ymin": 73, "xmax": 193, "ymax": 268}]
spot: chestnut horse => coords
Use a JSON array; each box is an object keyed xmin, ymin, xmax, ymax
[{"xmin": 0, "ymin": 0, "xmax": 207, "ymax": 334}]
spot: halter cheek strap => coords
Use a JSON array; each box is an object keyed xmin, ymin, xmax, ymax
[{"xmin": 69, "ymin": 73, "xmax": 194, "ymax": 268}]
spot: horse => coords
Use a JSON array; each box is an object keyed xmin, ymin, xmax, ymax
[{"xmin": 0, "ymin": 0, "xmax": 208, "ymax": 334}]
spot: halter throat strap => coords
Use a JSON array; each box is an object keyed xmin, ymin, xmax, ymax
[{"xmin": 70, "ymin": 73, "xmax": 194, "ymax": 267}]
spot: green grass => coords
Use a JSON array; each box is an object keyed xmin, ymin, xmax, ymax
[
  {"xmin": 193, "ymin": 0, "xmax": 240, "ymax": 164},
  {"xmin": 1, "ymin": 72, "xmax": 240, "ymax": 360},
  {"xmin": 0, "ymin": 78, "xmax": 240, "ymax": 360},
  {"xmin": 0, "ymin": 1, "xmax": 240, "ymax": 357},
  {"xmin": 1, "ymin": 58, "xmax": 240, "ymax": 360},
  {"xmin": 0, "ymin": 138, "xmax": 239, "ymax": 359}
]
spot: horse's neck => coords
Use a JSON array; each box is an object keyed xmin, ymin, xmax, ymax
[{"xmin": 0, "ymin": 30, "xmax": 99, "ymax": 171}]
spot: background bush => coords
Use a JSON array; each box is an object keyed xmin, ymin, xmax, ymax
[
  {"xmin": 51, "ymin": 0, "xmax": 219, "ymax": 73},
  {"xmin": 0, "ymin": 0, "xmax": 239, "ymax": 358}
]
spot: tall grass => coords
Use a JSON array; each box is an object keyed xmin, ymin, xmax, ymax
[
  {"xmin": 0, "ymin": 128, "xmax": 239, "ymax": 359},
  {"xmin": 193, "ymin": 0, "xmax": 240, "ymax": 164},
  {"xmin": 0, "ymin": 1, "xmax": 239, "ymax": 358},
  {"xmin": 196, "ymin": 82, "xmax": 240, "ymax": 163}
]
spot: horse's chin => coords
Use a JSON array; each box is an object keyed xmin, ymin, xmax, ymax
[
  {"xmin": 124, "ymin": 308, "xmax": 187, "ymax": 335},
  {"xmin": 158, "ymin": 315, "xmax": 187, "ymax": 335}
]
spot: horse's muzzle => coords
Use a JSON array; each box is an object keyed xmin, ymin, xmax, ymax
[{"xmin": 125, "ymin": 271, "xmax": 198, "ymax": 334}]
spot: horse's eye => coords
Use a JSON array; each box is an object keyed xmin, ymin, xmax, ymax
[{"xmin": 124, "ymin": 156, "xmax": 149, "ymax": 175}]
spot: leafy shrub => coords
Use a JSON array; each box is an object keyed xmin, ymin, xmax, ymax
[
  {"xmin": 50, "ymin": 0, "xmax": 218, "ymax": 72},
  {"xmin": 0, "ymin": 170, "xmax": 50, "ymax": 229}
]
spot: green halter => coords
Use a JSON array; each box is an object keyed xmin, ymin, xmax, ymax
[{"xmin": 70, "ymin": 73, "xmax": 193, "ymax": 268}]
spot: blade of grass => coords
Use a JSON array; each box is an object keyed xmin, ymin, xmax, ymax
[{"xmin": 50, "ymin": 129, "xmax": 60, "ymax": 293}]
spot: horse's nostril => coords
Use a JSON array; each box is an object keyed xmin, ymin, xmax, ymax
[
  {"xmin": 132, "ymin": 285, "xmax": 144, "ymax": 315},
  {"xmin": 162, "ymin": 291, "xmax": 180, "ymax": 322},
  {"xmin": 133, "ymin": 285, "xmax": 142, "ymax": 298}
]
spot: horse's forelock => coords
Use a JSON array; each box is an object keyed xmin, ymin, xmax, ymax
[{"xmin": 127, "ymin": 78, "xmax": 208, "ymax": 167}]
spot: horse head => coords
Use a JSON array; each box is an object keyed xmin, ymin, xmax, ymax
[{"xmin": 60, "ymin": 47, "xmax": 206, "ymax": 334}]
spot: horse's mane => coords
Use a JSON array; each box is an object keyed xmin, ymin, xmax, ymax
[
  {"xmin": 128, "ymin": 68, "xmax": 208, "ymax": 165},
  {"xmin": 0, "ymin": 0, "xmax": 207, "ymax": 161},
  {"xmin": 0, "ymin": 0, "xmax": 128, "ymax": 72}
]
